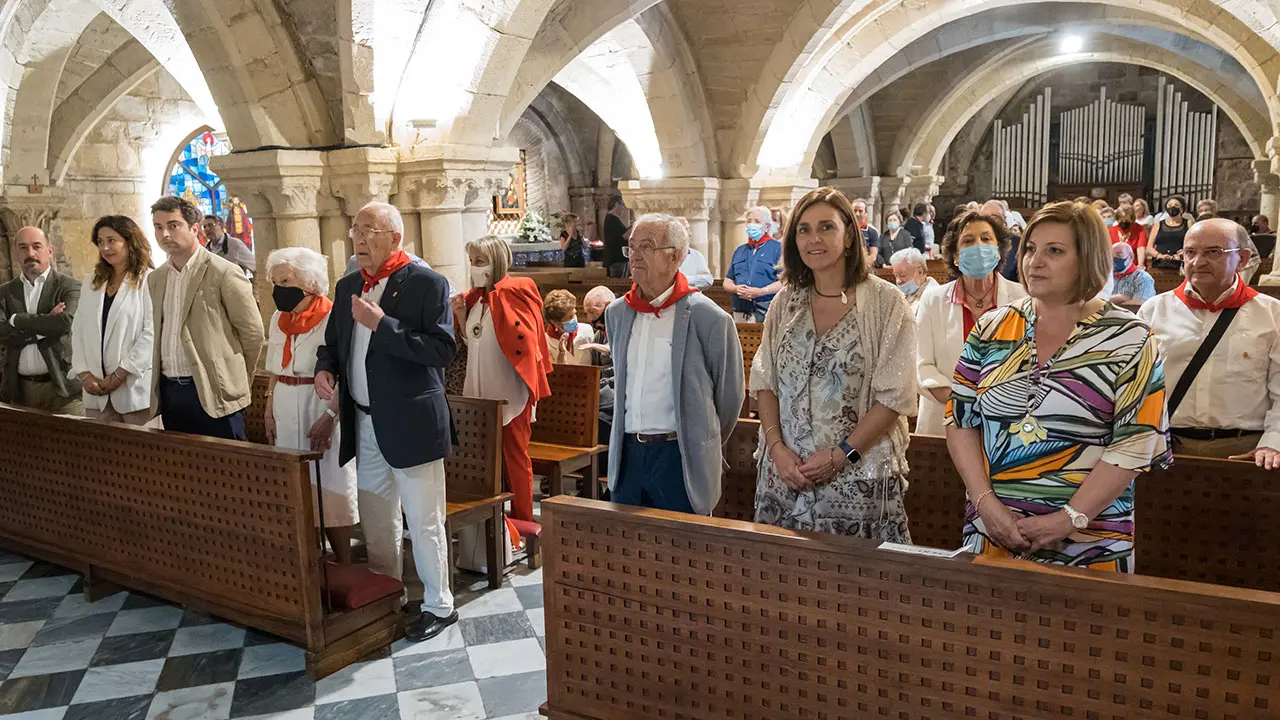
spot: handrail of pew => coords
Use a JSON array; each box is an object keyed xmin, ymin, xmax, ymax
[{"xmin": 540, "ymin": 495, "xmax": 1280, "ymax": 720}]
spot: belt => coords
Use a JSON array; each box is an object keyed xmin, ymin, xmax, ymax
[
  {"xmin": 161, "ymin": 376, "xmax": 195, "ymax": 385},
  {"xmin": 276, "ymin": 376, "xmax": 315, "ymax": 386},
  {"xmin": 1170, "ymin": 427, "xmax": 1262, "ymax": 441},
  {"xmin": 629, "ymin": 432, "xmax": 677, "ymax": 444},
  {"xmin": 19, "ymin": 374, "xmax": 52, "ymax": 383}
]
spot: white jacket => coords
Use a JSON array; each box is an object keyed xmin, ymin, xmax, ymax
[
  {"xmin": 68, "ymin": 270, "xmax": 155, "ymax": 414},
  {"xmin": 914, "ymin": 275, "xmax": 1027, "ymax": 436}
]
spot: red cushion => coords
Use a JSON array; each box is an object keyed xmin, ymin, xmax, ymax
[
  {"xmin": 322, "ymin": 562, "xmax": 404, "ymax": 611},
  {"xmin": 509, "ymin": 519, "xmax": 542, "ymax": 539}
]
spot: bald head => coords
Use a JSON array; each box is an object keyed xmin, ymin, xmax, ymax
[
  {"xmin": 980, "ymin": 200, "xmax": 1004, "ymax": 218},
  {"xmin": 1186, "ymin": 217, "xmax": 1250, "ymax": 249},
  {"xmin": 14, "ymin": 226, "xmax": 51, "ymax": 281}
]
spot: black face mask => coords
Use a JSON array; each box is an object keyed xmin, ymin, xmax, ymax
[
  {"xmin": 273, "ymin": 285, "xmax": 307, "ymax": 313},
  {"xmin": 1167, "ymin": 206, "xmax": 1182, "ymax": 217},
  {"xmin": 1119, "ymin": 221, "xmax": 1132, "ymax": 231}
]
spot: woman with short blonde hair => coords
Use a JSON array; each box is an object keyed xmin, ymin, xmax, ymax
[{"xmin": 946, "ymin": 200, "xmax": 1170, "ymax": 573}]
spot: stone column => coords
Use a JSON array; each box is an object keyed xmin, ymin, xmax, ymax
[
  {"xmin": 620, "ymin": 177, "xmax": 720, "ymax": 268},
  {"xmin": 877, "ymin": 177, "xmax": 912, "ymax": 225},
  {"xmin": 328, "ymin": 147, "xmax": 399, "ymax": 282},
  {"xmin": 397, "ymin": 144, "xmax": 520, "ymax": 290},
  {"xmin": 827, "ymin": 176, "xmax": 881, "ymax": 222},
  {"xmin": 212, "ymin": 150, "xmax": 327, "ymax": 275},
  {"xmin": 717, "ymin": 179, "xmax": 758, "ymax": 275},
  {"xmin": 0, "ymin": 195, "xmax": 65, "ymax": 280},
  {"xmin": 568, "ymin": 187, "xmax": 600, "ymax": 240},
  {"xmin": 1255, "ymin": 159, "xmax": 1279, "ymax": 230},
  {"xmin": 903, "ymin": 174, "xmax": 945, "ymax": 209},
  {"xmin": 758, "ymin": 181, "xmax": 818, "ymax": 232}
]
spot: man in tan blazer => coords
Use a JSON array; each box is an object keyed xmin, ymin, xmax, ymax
[{"xmin": 148, "ymin": 196, "xmax": 263, "ymax": 439}]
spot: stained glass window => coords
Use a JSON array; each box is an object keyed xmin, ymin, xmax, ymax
[{"xmin": 165, "ymin": 129, "xmax": 254, "ymax": 249}]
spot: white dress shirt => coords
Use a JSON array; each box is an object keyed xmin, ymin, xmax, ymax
[
  {"xmin": 13, "ymin": 267, "xmax": 51, "ymax": 376},
  {"xmin": 1138, "ymin": 278, "xmax": 1280, "ymax": 449},
  {"xmin": 348, "ymin": 278, "xmax": 386, "ymax": 408},
  {"xmin": 679, "ymin": 249, "xmax": 714, "ymax": 290},
  {"xmin": 463, "ymin": 301, "xmax": 530, "ymax": 426},
  {"xmin": 624, "ymin": 283, "xmax": 677, "ymax": 434},
  {"xmin": 160, "ymin": 246, "xmax": 209, "ymax": 378}
]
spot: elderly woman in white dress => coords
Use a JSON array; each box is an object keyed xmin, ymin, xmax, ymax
[
  {"xmin": 914, "ymin": 210, "xmax": 1027, "ymax": 436},
  {"xmin": 752, "ymin": 187, "xmax": 918, "ymax": 539},
  {"xmin": 264, "ymin": 247, "xmax": 358, "ymax": 563}
]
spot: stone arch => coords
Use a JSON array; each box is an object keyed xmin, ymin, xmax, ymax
[
  {"xmin": 509, "ymin": 111, "xmax": 573, "ymax": 217},
  {"xmin": 737, "ymin": 0, "xmax": 1280, "ymax": 179},
  {"xmin": 49, "ymin": 38, "xmax": 160, "ymax": 184},
  {"xmin": 525, "ymin": 89, "xmax": 592, "ymax": 189},
  {"xmin": 165, "ymin": 0, "xmax": 334, "ymax": 149},
  {"xmin": 897, "ymin": 36, "xmax": 1272, "ymax": 181}
]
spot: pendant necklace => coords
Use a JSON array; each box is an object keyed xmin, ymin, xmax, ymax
[
  {"xmin": 813, "ymin": 285, "xmax": 849, "ymax": 305},
  {"xmin": 1009, "ymin": 311, "xmax": 1050, "ymax": 445},
  {"xmin": 469, "ymin": 303, "xmax": 488, "ymax": 340}
]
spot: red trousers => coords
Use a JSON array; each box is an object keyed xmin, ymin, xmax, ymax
[{"xmin": 503, "ymin": 402, "xmax": 535, "ymax": 522}]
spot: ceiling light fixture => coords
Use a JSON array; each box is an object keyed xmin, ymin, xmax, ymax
[{"xmin": 1061, "ymin": 35, "xmax": 1084, "ymax": 53}]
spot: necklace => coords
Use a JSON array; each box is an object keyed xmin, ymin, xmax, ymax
[
  {"xmin": 1009, "ymin": 310, "xmax": 1050, "ymax": 445},
  {"xmin": 962, "ymin": 278, "xmax": 995, "ymax": 313},
  {"xmin": 468, "ymin": 302, "xmax": 488, "ymax": 340},
  {"xmin": 813, "ymin": 285, "xmax": 849, "ymax": 305}
]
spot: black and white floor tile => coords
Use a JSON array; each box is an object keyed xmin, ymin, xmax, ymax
[{"xmin": 0, "ymin": 549, "xmax": 547, "ymax": 719}]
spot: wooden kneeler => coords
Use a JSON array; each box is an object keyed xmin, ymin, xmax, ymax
[{"xmin": 509, "ymin": 518, "xmax": 541, "ymax": 570}]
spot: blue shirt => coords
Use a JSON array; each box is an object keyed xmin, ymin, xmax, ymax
[
  {"xmin": 1113, "ymin": 270, "xmax": 1156, "ymax": 303},
  {"xmin": 726, "ymin": 239, "xmax": 782, "ymax": 314}
]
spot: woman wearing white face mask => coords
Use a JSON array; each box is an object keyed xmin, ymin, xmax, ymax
[
  {"xmin": 913, "ymin": 211, "xmax": 1027, "ymax": 436},
  {"xmin": 457, "ymin": 236, "xmax": 552, "ymax": 525}
]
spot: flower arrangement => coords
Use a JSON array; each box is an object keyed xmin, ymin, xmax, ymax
[{"xmin": 514, "ymin": 210, "xmax": 554, "ymax": 244}]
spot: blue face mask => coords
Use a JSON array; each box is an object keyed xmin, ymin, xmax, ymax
[
  {"xmin": 1113, "ymin": 257, "xmax": 1129, "ymax": 274},
  {"xmin": 898, "ymin": 279, "xmax": 919, "ymax": 296},
  {"xmin": 562, "ymin": 318, "xmax": 578, "ymax": 334},
  {"xmin": 1104, "ymin": 218, "xmax": 1116, "ymax": 227},
  {"xmin": 745, "ymin": 223, "xmax": 765, "ymax": 242},
  {"xmin": 886, "ymin": 221, "xmax": 900, "ymax": 233},
  {"xmin": 957, "ymin": 243, "xmax": 1002, "ymax": 279}
]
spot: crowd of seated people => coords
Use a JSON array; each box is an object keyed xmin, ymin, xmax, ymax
[{"xmin": 2, "ymin": 184, "xmax": 1277, "ymax": 659}]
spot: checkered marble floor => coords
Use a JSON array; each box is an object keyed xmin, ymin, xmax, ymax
[{"xmin": 0, "ymin": 548, "xmax": 547, "ymax": 719}]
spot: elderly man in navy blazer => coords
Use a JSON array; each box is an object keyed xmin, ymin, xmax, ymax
[
  {"xmin": 315, "ymin": 201, "xmax": 457, "ymax": 642},
  {"xmin": 605, "ymin": 213, "xmax": 745, "ymax": 515}
]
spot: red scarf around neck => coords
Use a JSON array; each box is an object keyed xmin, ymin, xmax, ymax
[
  {"xmin": 360, "ymin": 251, "xmax": 413, "ymax": 293},
  {"xmin": 1174, "ymin": 276, "xmax": 1257, "ymax": 312},
  {"xmin": 278, "ymin": 295, "xmax": 333, "ymax": 369},
  {"xmin": 747, "ymin": 234, "xmax": 773, "ymax": 251},
  {"xmin": 624, "ymin": 272, "xmax": 699, "ymax": 317},
  {"xmin": 1114, "ymin": 262, "xmax": 1138, "ymax": 279}
]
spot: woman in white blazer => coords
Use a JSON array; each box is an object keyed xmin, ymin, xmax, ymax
[
  {"xmin": 915, "ymin": 210, "xmax": 1026, "ymax": 436},
  {"xmin": 69, "ymin": 216, "xmax": 155, "ymax": 424}
]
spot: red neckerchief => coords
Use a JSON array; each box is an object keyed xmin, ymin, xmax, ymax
[
  {"xmin": 277, "ymin": 295, "xmax": 333, "ymax": 369},
  {"xmin": 1114, "ymin": 262, "xmax": 1138, "ymax": 279},
  {"xmin": 747, "ymin": 234, "xmax": 773, "ymax": 251},
  {"xmin": 545, "ymin": 323, "xmax": 577, "ymax": 347},
  {"xmin": 1174, "ymin": 276, "xmax": 1257, "ymax": 312},
  {"xmin": 624, "ymin": 272, "xmax": 699, "ymax": 318},
  {"xmin": 360, "ymin": 251, "xmax": 412, "ymax": 293}
]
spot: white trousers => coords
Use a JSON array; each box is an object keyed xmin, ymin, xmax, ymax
[{"xmin": 357, "ymin": 413, "xmax": 454, "ymax": 617}]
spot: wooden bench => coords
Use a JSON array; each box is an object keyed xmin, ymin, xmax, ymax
[
  {"xmin": 248, "ymin": 373, "xmax": 511, "ymax": 590},
  {"xmin": 540, "ymin": 495, "xmax": 1280, "ymax": 720},
  {"xmin": 721, "ymin": 429, "xmax": 1280, "ymax": 594},
  {"xmin": 530, "ymin": 363, "xmax": 605, "ymax": 502},
  {"xmin": 736, "ymin": 321, "xmax": 763, "ymax": 417},
  {"xmin": 0, "ymin": 404, "xmax": 401, "ymax": 679}
]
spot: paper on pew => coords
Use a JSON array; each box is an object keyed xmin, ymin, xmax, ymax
[{"xmin": 878, "ymin": 542, "xmax": 965, "ymax": 559}]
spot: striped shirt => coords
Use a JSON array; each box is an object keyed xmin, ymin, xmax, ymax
[{"xmin": 160, "ymin": 245, "xmax": 209, "ymax": 378}]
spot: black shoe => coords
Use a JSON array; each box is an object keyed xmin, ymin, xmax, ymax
[{"xmin": 405, "ymin": 610, "xmax": 458, "ymax": 642}]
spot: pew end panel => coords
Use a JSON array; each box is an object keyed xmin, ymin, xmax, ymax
[
  {"xmin": 539, "ymin": 495, "xmax": 1280, "ymax": 720},
  {"xmin": 443, "ymin": 395, "xmax": 512, "ymax": 591},
  {"xmin": 531, "ymin": 363, "xmax": 605, "ymax": 500},
  {"xmin": 900, "ymin": 434, "xmax": 968, "ymax": 551},
  {"xmin": 714, "ymin": 418, "xmax": 759, "ymax": 521}
]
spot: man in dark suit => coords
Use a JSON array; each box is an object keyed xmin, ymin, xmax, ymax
[
  {"xmin": 0, "ymin": 227, "xmax": 81, "ymax": 413},
  {"xmin": 315, "ymin": 201, "xmax": 458, "ymax": 643},
  {"xmin": 903, "ymin": 203, "xmax": 930, "ymax": 253}
]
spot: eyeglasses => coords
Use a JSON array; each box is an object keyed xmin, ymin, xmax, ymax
[
  {"xmin": 348, "ymin": 226, "xmax": 395, "ymax": 240},
  {"xmin": 622, "ymin": 244, "xmax": 677, "ymax": 258},
  {"xmin": 1181, "ymin": 247, "xmax": 1240, "ymax": 262}
]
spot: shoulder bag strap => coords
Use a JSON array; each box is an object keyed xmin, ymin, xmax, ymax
[{"xmin": 1166, "ymin": 306, "xmax": 1241, "ymax": 418}]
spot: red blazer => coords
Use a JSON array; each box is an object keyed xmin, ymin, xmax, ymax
[
  {"xmin": 1110, "ymin": 224, "xmax": 1147, "ymax": 258},
  {"xmin": 464, "ymin": 276, "xmax": 552, "ymax": 404}
]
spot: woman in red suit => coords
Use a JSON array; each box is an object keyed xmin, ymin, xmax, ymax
[
  {"xmin": 1109, "ymin": 204, "xmax": 1148, "ymax": 267},
  {"xmin": 454, "ymin": 236, "xmax": 552, "ymax": 522}
]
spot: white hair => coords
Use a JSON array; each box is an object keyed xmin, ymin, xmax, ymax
[
  {"xmin": 584, "ymin": 285, "xmax": 616, "ymax": 307},
  {"xmin": 634, "ymin": 212, "xmax": 690, "ymax": 254},
  {"xmin": 889, "ymin": 247, "xmax": 927, "ymax": 270},
  {"xmin": 358, "ymin": 201, "xmax": 404, "ymax": 235},
  {"xmin": 746, "ymin": 205, "xmax": 772, "ymax": 226},
  {"xmin": 266, "ymin": 246, "xmax": 331, "ymax": 296}
]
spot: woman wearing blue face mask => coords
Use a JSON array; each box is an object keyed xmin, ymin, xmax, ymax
[
  {"xmin": 913, "ymin": 211, "xmax": 1027, "ymax": 436},
  {"xmin": 876, "ymin": 210, "xmax": 913, "ymax": 268},
  {"xmin": 723, "ymin": 206, "xmax": 784, "ymax": 322}
]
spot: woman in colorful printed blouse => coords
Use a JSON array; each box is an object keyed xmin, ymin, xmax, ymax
[{"xmin": 945, "ymin": 200, "xmax": 1171, "ymax": 573}]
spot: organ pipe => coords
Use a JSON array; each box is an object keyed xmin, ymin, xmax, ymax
[
  {"xmin": 1153, "ymin": 76, "xmax": 1217, "ymax": 209},
  {"xmin": 990, "ymin": 88, "xmax": 1052, "ymax": 207}
]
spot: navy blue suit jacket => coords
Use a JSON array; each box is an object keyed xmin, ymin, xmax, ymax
[{"xmin": 316, "ymin": 263, "xmax": 456, "ymax": 469}]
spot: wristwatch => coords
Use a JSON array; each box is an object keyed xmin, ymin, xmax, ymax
[
  {"xmin": 1062, "ymin": 504, "xmax": 1089, "ymax": 529},
  {"xmin": 838, "ymin": 441, "xmax": 862, "ymax": 466}
]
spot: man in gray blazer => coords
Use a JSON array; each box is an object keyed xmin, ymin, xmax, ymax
[
  {"xmin": 605, "ymin": 213, "xmax": 744, "ymax": 515},
  {"xmin": 0, "ymin": 227, "xmax": 81, "ymax": 413}
]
